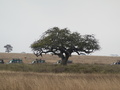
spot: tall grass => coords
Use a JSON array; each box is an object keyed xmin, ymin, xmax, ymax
[{"xmin": 0, "ymin": 71, "xmax": 120, "ymax": 90}]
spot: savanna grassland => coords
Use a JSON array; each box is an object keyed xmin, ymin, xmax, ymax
[
  {"xmin": 0, "ymin": 53, "xmax": 120, "ymax": 90},
  {"xmin": 0, "ymin": 53, "xmax": 120, "ymax": 64},
  {"xmin": 1, "ymin": 71, "xmax": 120, "ymax": 90}
]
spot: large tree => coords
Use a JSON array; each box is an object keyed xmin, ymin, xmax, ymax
[{"xmin": 31, "ymin": 27, "xmax": 100, "ymax": 65}]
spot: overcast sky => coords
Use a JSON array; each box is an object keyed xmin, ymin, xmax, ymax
[{"xmin": 0, "ymin": 0, "xmax": 120, "ymax": 56}]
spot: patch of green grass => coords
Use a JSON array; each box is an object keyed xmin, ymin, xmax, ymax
[{"xmin": 0, "ymin": 63, "xmax": 120, "ymax": 74}]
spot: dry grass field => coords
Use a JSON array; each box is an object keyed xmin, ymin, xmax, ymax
[
  {"xmin": 0, "ymin": 53, "xmax": 120, "ymax": 90},
  {"xmin": 0, "ymin": 53, "xmax": 120, "ymax": 64},
  {"xmin": 0, "ymin": 71, "xmax": 120, "ymax": 90}
]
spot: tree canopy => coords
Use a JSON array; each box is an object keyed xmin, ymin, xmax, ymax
[
  {"xmin": 31, "ymin": 27, "xmax": 100, "ymax": 65},
  {"xmin": 4, "ymin": 44, "xmax": 13, "ymax": 53}
]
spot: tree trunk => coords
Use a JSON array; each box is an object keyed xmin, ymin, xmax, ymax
[
  {"xmin": 61, "ymin": 54, "xmax": 69, "ymax": 65},
  {"xmin": 61, "ymin": 58, "xmax": 67, "ymax": 65}
]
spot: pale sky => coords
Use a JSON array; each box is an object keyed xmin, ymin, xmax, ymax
[{"xmin": 0, "ymin": 0, "xmax": 120, "ymax": 56}]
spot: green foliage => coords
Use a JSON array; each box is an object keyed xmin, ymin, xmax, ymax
[
  {"xmin": 0, "ymin": 64, "xmax": 120, "ymax": 74},
  {"xmin": 31, "ymin": 27, "xmax": 100, "ymax": 54},
  {"xmin": 31, "ymin": 27, "xmax": 100, "ymax": 65}
]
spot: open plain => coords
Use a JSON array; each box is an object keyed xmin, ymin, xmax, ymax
[
  {"xmin": 0, "ymin": 53, "xmax": 120, "ymax": 64},
  {"xmin": 0, "ymin": 53, "xmax": 120, "ymax": 90}
]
